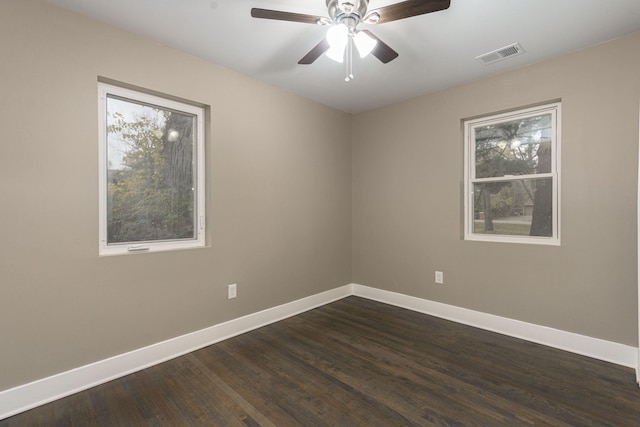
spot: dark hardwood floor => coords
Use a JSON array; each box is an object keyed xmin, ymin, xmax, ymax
[{"xmin": 3, "ymin": 296, "xmax": 640, "ymax": 426}]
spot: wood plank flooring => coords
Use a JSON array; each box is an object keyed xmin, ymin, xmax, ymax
[{"xmin": 2, "ymin": 296, "xmax": 640, "ymax": 426}]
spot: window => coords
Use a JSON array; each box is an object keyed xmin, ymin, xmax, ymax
[
  {"xmin": 98, "ymin": 83, "xmax": 205, "ymax": 255},
  {"xmin": 464, "ymin": 102, "xmax": 560, "ymax": 245}
]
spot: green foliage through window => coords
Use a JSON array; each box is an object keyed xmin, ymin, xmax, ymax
[{"xmin": 106, "ymin": 97, "xmax": 196, "ymax": 243}]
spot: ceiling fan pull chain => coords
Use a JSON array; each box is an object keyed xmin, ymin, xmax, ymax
[{"xmin": 346, "ymin": 36, "xmax": 354, "ymax": 82}]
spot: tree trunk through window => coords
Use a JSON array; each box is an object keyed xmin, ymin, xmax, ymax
[
  {"xmin": 162, "ymin": 113, "xmax": 193, "ymax": 191},
  {"xmin": 530, "ymin": 141, "xmax": 552, "ymax": 237},
  {"xmin": 481, "ymin": 188, "xmax": 494, "ymax": 231}
]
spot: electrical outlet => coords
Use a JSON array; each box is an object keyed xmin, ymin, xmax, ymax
[
  {"xmin": 228, "ymin": 283, "xmax": 237, "ymax": 299},
  {"xmin": 435, "ymin": 271, "xmax": 444, "ymax": 284}
]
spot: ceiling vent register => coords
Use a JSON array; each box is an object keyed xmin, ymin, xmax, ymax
[{"xmin": 476, "ymin": 43, "xmax": 525, "ymax": 65}]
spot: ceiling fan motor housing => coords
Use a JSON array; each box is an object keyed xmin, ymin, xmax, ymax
[{"xmin": 327, "ymin": 0, "xmax": 369, "ymax": 22}]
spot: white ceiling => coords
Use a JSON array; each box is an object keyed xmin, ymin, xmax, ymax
[{"xmin": 47, "ymin": 0, "xmax": 640, "ymax": 113}]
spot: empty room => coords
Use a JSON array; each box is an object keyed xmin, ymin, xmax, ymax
[{"xmin": 1, "ymin": 0, "xmax": 640, "ymax": 425}]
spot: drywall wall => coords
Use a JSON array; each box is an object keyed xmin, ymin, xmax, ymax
[
  {"xmin": 352, "ymin": 31, "xmax": 640, "ymax": 346},
  {"xmin": 0, "ymin": 0, "xmax": 351, "ymax": 390}
]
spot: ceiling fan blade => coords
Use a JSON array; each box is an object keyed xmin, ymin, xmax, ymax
[
  {"xmin": 251, "ymin": 8, "xmax": 325, "ymax": 25},
  {"xmin": 298, "ymin": 38, "xmax": 331, "ymax": 64},
  {"xmin": 369, "ymin": 0, "xmax": 450, "ymax": 24},
  {"xmin": 361, "ymin": 30, "xmax": 399, "ymax": 63}
]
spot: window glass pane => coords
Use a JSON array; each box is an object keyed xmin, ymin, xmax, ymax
[
  {"xmin": 474, "ymin": 114, "xmax": 552, "ymax": 178},
  {"xmin": 106, "ymin": 96, "xmax": 196, "ymax": 244},
  {"xmin": 472, "ymin": 178, "xmax": 552, "ymax": 237}
]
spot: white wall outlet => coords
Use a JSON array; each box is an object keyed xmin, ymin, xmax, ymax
[
  {"xmin": 228, "ymin": 283, "xmax": 237, "ymax": 299},
  {"xmin": 435, "ymin": 271, "xmax": 444, "ymax": 284}
]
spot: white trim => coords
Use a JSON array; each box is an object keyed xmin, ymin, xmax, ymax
[
  {"xmin": 2, "ymin": 283, "xmax": 637, "ymax": 419},
  {"xmin": 352, "ymin": 284, "xmax": 637, "ymax": 369},
  {"xmin": 0, "ymin": 285, "xmax": 353, "ymax": 420}
]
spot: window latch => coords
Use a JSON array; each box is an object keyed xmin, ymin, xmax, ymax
[{"xmin": 127, "ymin": 245, "xmax": 150, "ymax": 252}]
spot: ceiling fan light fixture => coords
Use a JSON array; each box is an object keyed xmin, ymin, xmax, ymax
[
  {"xmin": 326, "ymin": 23, "xmax": 348, "ymax": 46},
  {"xmin": 354, "ymin": 30, "xmax": 377, "ymax": 58},
  {"xmin": 325, "ymin": 23, "xmax": 348, "ymax": 62},
  {"xmin": 326, "ymin": 43, "xmax": 346, "ymax": 63}
]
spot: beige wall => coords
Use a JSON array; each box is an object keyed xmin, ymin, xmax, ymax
[
  {"xmin": 0, "ymin": 0, "xmax": 351, "ymax": 390},
  {"xmin": 352, "ymin": 32, "xmax": 640, "ymax": 346}
]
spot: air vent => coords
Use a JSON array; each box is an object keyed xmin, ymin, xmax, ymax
[{"xmin": 476, "ymin": 43, "xmax": 525, "ymax": 65}]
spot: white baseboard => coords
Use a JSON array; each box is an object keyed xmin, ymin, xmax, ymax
[
  {"xmin": 0, "ymin": 285, "xmax": 353, "ymax": 420},
  {"xmin": 2, "ymin": 282, "xmax": 637, "ymax": 420},
  {"xmin": 352, "ymin": 284, "xmax": 638, "ymax": 370}
]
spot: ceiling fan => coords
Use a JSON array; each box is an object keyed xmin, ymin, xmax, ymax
[{"xmin": 251, "ymin": 0, "xmax": 451, "ymax": 81}]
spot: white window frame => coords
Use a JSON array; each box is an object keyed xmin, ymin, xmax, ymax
[
  {"xmin": 98, "ymin": 83, "xmax": 206, "ymax": 256},
  {"xmin": 463, "ymin": 102, "xmax": 561, "ymax": 245}
]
